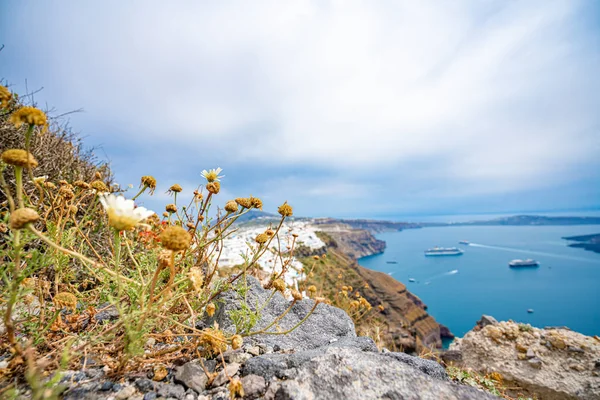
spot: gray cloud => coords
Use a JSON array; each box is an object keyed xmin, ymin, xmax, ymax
[{"xmin": 1, "ymin": 0, "xmax": 599, "ymax": 217}]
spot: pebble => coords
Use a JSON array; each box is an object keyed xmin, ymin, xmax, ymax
[
  {"xmin": 143, "ymin": 392, "xmax": 157, "ymax": 400},
  {"xmin": 211, "ymin": 363, "xmax": 241, "ymax": 387},
  {"xmin": 115, "ymin": 385, "xmax": 136, "ymax": 399},
  {"xmin": 247, "ymin": 346, "xmax": 261, "ymax": 356}
]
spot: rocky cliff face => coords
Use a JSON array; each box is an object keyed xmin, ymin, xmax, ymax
[
  {"xmin": 449, "ymin": 316, "xmax": 600, "ymax": 400},
  {"xmin": 308, "ymin": 224, "xmax": 448, "ymax": 351}
]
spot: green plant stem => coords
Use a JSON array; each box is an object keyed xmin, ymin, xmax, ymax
[
  {"xmin": 27, "ymin": 225, "xmax": 139, "ymax": 286},
  {"xmin": 131, "ymin": 185, "xmax": 148, "ymax": 201},
  {"xmin": 14, "ymin": 165, "xmax": 24, "ymax": 208},
  {"xmin": 247, "ymin": 301, "xmax": 318, "ymax": 337},
  {"xmin": 248, "ymin": 299, "xmax": 297, "ymax": 335}
]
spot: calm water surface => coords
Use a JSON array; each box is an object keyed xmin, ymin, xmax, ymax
[{"xmin": 359, "ymin": 225, "xmax": 600, "ymax": 341}]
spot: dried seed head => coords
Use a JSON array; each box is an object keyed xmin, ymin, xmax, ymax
[
  {"xmin": 169, "ymin": 184, "xmax": 182, "ymax": 193},
  {"xmin": 265, "ymin": 228, "xmax": 275, "ymax": 237},
  {"xmin": 0, "ymin": 223, "xmax": 7, "ymax": 233},
  {"xmin": 9, "ymin": 106, "xmax": 48, "ymax": 128},
  {"xmin": 255, "ymin": 233, "xmax": 269, "ymax": 245},
  {"xmin": 307, "ymin": 285, "xmax": 317, "ymax": 294},
  {"xmin": 186, "ymin": 222, "xmax": 196, "ymax": 230},
  {"xmin": 44, "ymin": 181, "xmax": 56, "ymax": 189},
  {"xmin": 278, "ymin": 202, "xmax": 293, "ymax": 217},
  {"xmin": 206, "ymin": 302, "xmax": 216, "ymax": 317},
  {"xmin": 194, "ymin": 190, "xmax": 203, "ymax": 201},
  {"xmin": 69, "ymin": 205, "xmax": 78, "ymax": 214},
  {"xmin": 229, "ymin": 378, "xmax": 244, "ymax": 399},
  {"xmin": 350, "ymin": 300, "xmax": 360, "ymax": 309},
  {"xmin": 53, "ymin": 292, "xmax": 77, "ymax": 312},
  {"xmin": 0, "ymin": 85, "xmax": 12, "ymax": 108},
  {"xmin": 378, "ymin": 305, "xmax": 385, "ymax": 312},
  {"xmin": 188, "ymin": 267, "xmax": 204, "ymax": 292},
  {"xmin": 250, "ymin": 196, "xmax": 263, "ymax": 210},
  {"xmin": 312, "ymin": 255, "xmax": 320, "ymax": 260},
  {"xmin": 58, "ymin": 180, "xmax": 69, "ymax": 186},
  {"xmin": 140, "ymin": 175, "xmax": 157, "ymax": 194},
  {"xmin": 162, "ymin": 212, "xmax": 169, "ymax": 218},
  {"xmin": 272, "ymin": 279, "xmax": 286, "ymax": 294},
  {"xmin": 235, "ymin": 197, "xmax": 252, "ymax": 209},
  {"xmin": 73, "ymin": 180, "xmax": 90, "ymax": 189},
  {"xmin": 159, "ymin": 226, "xmax": 191, "ymax": 251},
  {"xmin": 224, "ymin": 200, "xmax": 239, "ymax": 213},
  {"xmin": 90, "ymin": 180, "xmax": 108, "ymax": 192},
  {"xmin": 206, "ymin": 181, "xmax": 220, "ymax": 194},
  {"xmin": 291, "ymin": 290, "xmax": 303, "ymax": 301},
  {"xmin": 231, "ymin": 334, "xmax": 243, "ymax": 350},
  {"xmin": 1, "ymin": 149, "xmax": 38, "ymax": 168},
  {"xmin": 315, "ymin": 296, "xmax": 327, "ymax": 304},
  {"xmin": 9, "ymin": 208, "xmax": 40, "ymax": 230},
  {"xmin": 165, "ymin": 203, "xmax": 177, "ymax": 213},
  {"xmin": 199, "ymin": 327, "xmax": 227, "ymax": 357},
  {"xmin": 59, "ymin": 186, "xmax": 75, "ymax": 200}
]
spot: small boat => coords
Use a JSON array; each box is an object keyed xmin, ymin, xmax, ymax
[
  {"xmin": 509, "ymin": 259, "xmax": 539, "ymax": 268},
  {"xmin": 458, "ymin": 240, "xmax": 470, "ymax": 245},
  {"xmin": 527, "ymin": 309, "xmax": 534, "ymax": 313},
  {"xmin": 408, "ymin": 278, "xmax": 416, "ymax": 282},
  {"xmin": 386, "ymin": 261, "xmax": 398, "ymax": 264},
  {"xmin": 425, "ymin": 247, "xmax": 464, "ymax": 256}
]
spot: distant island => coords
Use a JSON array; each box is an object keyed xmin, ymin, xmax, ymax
[{"xmin": 562, "ymin": 233, "xmax": 600, "ymax": 254}]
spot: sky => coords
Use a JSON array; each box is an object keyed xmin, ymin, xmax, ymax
[{"xmin": 1, "ymin": 1, "xmax": 599, "ymax": 219}]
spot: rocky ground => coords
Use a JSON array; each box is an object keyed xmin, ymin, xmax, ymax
[
  {"xmin": 47, "ymin": 277, "xmax": 496, "ymax": 400},
  {"xmin": 449, "ymin": 315, "xmax": 600, "ymax": 400}
]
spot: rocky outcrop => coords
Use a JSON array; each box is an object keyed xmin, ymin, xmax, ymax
[
  {"xmin": 59, "ymin": 277, "xmax": 495, "ymax": 400},
  {"xmin": 450, "ymin": 317, "xmax": 600, "ymax": 400},
  {"xmin": 313, "ymin": 222, "xmax": 386, "ymax": 258}
]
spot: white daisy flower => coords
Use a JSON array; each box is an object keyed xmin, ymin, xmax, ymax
[
  {"xmin": 99, "ymin": 193, "xmax": 155, "ymax": 231},
  {"xmin": 200, "ymin": 167, "xmax": 224, "ymax": 183}
]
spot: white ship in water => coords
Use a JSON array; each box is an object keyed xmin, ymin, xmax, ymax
[
  {"xmin": 424, "ymin": 247, "xmax": 464, "ymax": 256},
  {"xmin": 509, "ymin": 259, "xmax": 539, "ymax": 268}
]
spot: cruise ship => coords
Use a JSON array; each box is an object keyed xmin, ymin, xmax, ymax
[
  {"xmin": 508, "ymin": 259, "xmax": 539, "ymax": 268},
  {"xmin": 424, "ymin": 247, "xmax": 464, "ymax": 256}
]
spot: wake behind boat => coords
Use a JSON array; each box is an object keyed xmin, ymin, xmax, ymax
[{"xmin": 424, "ymin": 247, "xmax": 464, "ymax": 256}]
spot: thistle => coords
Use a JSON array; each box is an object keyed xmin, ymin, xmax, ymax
[
  {"xmin": 235, "ymin": 197, "xmax": 252, "ymax": 209},
  {"xmin": 139, "ymin": 175, "xmax": 157, "ymax": 195}
]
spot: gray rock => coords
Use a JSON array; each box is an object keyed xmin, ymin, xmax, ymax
[
  {"xmin": 441, "ymin": 350, "xmax": 462, "ymax": 364},
  {"xmin": 526, "ymin": 348, "xmax": 536, "ymax": 359},
  {"xmin": 115, "ymin": 385, "xmax": 136, "ymax": 399},
  {"xmin": 135, "ymin": 378, "xmax": 156, "ymax": 393},
  {"xmin": 528, "ymin": 357, "xmax": 543, "ymax": 369},
  {"xmin": 568, "ymin": 346, "xmax": 585, "ymax": 353},
  {"xmin": 247, "ymin": 346, "xmax": 261, "ymax": 356},
  {"xmin": 94, "ymin": 303, "xmax": 120, "ymax": 323},
  {"xmin": 211, "ymin": 362, "xmax": 241, "ymax": 388},
  {"xmin": 203, "ymin": 276, "xmax": 356, "ymax": 351},
  {"xmin": 157, "ymin": 383, "xmax": 185, "ymax": 399},
  {"xmin": 476, "ymin": 315, "xmax": 498, "ymax": 329},
  {"xmin": 143, "ymin": 393, "xmax": 157, "ymax": 400},
  {"xmin": 383, "ymin": 351, "xmax": 448, "ymax": 380},
  {"xmin": 174, "ymin": 361, "xmax": 210, "ymax": 393},
  {"xmin": 241, "ymin": 374, "xmax": 267, "ymax": 399},
  {"xmin": 263, "ymin": 346, "xmax": 497, "ymax": 400},
  {"xmin": 222, "ymin": 349, "xmax": 253, "ymax": 364},
  {"xmin": 242, "ymin": 336, "xmax": 378, "ymax": 379}
]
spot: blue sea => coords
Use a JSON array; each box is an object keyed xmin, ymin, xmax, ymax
[{"xmin": 358, "ymin": 224, "xmax": 600, "ymax": 344}]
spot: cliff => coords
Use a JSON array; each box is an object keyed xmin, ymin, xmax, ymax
[
  {"xmin": 313, "ymin": 218, "xmax": 422, "ymax": 233},
  {"xmin": 301, "ymin": 224, "xmax": 448, "ymax": 351}
]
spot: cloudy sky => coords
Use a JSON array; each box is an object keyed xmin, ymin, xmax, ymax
[{"xmin": 1, "ymin": 1, "xmax": 599, "ymax": 219}]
